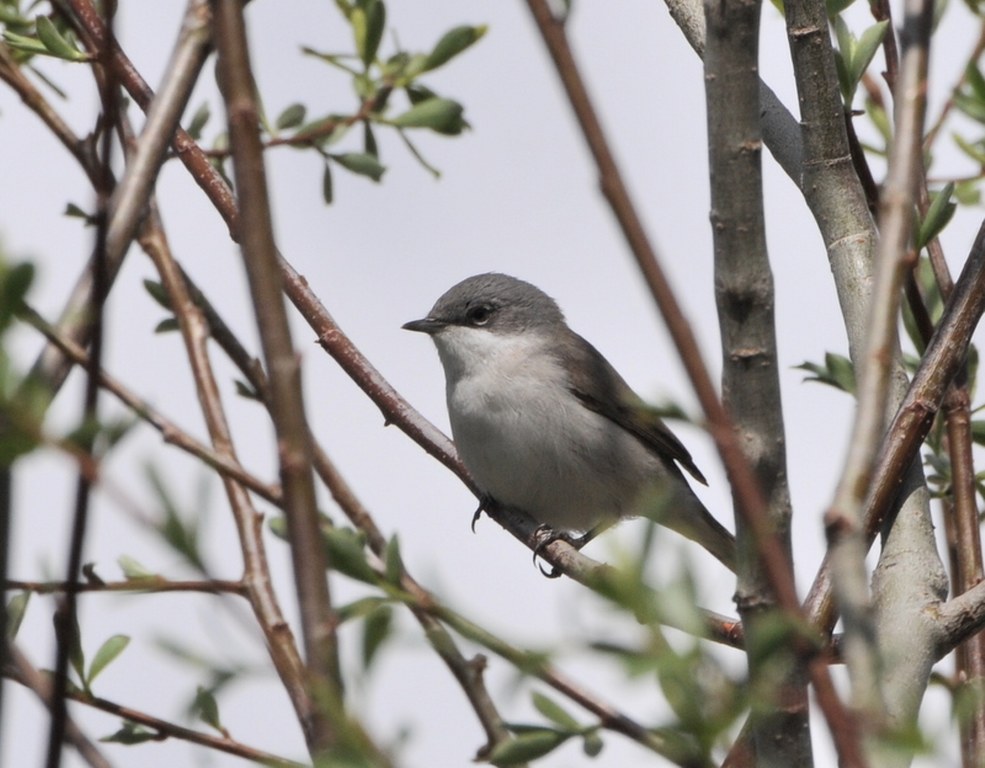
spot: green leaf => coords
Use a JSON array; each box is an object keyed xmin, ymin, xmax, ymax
[
  {"xmin": 384, "ymin": 535, "xmax": 403, "ymax": 584},
  {"xmin": 100, "ymin": 720, "xmax": 159, "ymax": 745},
  {"xmin": 955, "ymin": 179, "xmax": 982, "ymax": 206},
  {"xmin": 330, "ymin": 152, "xmax": 386, "ymax": 182},
  {"xmin": 87, "ymin": 635, "xmax": 130, "ymax": 687},
  {"xmin": 154, "ymin": 318, "xmax": 180, "ymax": 334},
  {"xmin": 323, "ymin": 526, "xmax": 378, "ymax": 583},
  {"xmin": 350, "ymin": 3, "xmax": 386, "ymax": 69},
  {"xmin": 143, "ymin": 279, "xmax": 172, "ymax": 310},
  {"xmin": 363, "ymin": 121, "xmax": 378, "ymax": 157},
  {"xmin": 795, "ymin": 352, "xmax": 856, "ymax": 394},
  {"xmin": 187, "ymin": 101, "xmax": 210, "ymax": 140},
  {"xmin": 234, "ymin": 379, "xmax": 262, "ymax": 401},
  {"xmin": 967, "ymin": 61, "xmax": 985, "ymax": 102},
  {"xmin": 832, "ymin": 17, "xmax": 888, "ymax": 103},
  {"xmin": 64, "ymin": 611, "xmax": 86, "ymax": 687},
  {"xmin": 193, "ymin": 686, "xmax": 223, "ymax": 732},
  {"xmin": 825, "ymin": 0, "xmax": 857, "ymax": 16},
  {"xmin": 63, "ymin": 202, "xmax": 94, "ymax": 224},
  {"xmin": 582, "ymin": 729, "xmax": 604, "ymax": 757},
  {"xmin": 390, "ymin": 97, "xmax": 465, "ymax": 134},
  {"xmin": 322, "ymin": 161, "xmax": 334, "ymax": 204},
  {"xmin": 405, "ymin": 83, "xmax": 437, "ymax": 106},
  {"xmin": 6, "ymin": 592, "xmax": 30, "ymax": 640},
  {"xmin": 971, "ymin": 420, "xmax": 985, "ymax": 447},
  {"xmin": 532, "ymin": 692, "xmax": 581, "ymax": 731},
  {"xmin": 917, "ymin": 183, "xmax": 956, "ymax": 249},
  {"xmin": 487, "ymin": 730, "xmax": 571, "ymax": 764},
  {"xmin": 2, "ymin": 30, "xmax": 50, "ymax": 56},
  {"xmin": 850, "ymin": 21, "xmax": 889, "ymax": 92},
  {"xmin": 954, "ymin": 133, "xmax": 985, "ymax": 164},
  {"xmin": 35, "ymin": 16, "xmax": 88, "ymax": 62},
  {"xmin": 0, "ymin": 261, "xmax": 35, "ymax": 331},
  {"xmin": 832, "ymin": 16, "xmax": 854, "ymax": 102},
  {"xmin": 361, "ymin": 604, "xmax": 393, "ymax": 669},
  {"xmin": 146, "ymin": 465, "xmax": 206, "ymax": 572},
  {"xmin": 337, "ymin": 596, "xmax": 391, "ymax": 623},
  {"xmin": 118, "ymin": 555, "xmax": 156, "ymax": 580},
  {"xmin": 955, "ymin": 92, "xmax": 985, "ymax": 124},
  {"xmin": 358, "ymin": 0, "xmax": 385, "ymax": 67},
  {"xmin": 422, "ymin": 25, "xmax": 487, "ymax": 73},
  {"xmin": 275, "ymin": 102, "xmax": 307, "ymax": 130}
]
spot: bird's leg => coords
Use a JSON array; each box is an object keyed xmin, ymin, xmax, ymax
[
  {"xmin": 470, "ymin": 493, "xmax": 495, "ymax": 533},
  {"xmin": 573, "ymin": 519, "xmax": 615, "ymax": 549},
  {"xmin": 532, "ymin": 519, "xmax": 614, "ymax": 578},
  {"xmin": 531, "ymin": 524, "xmax": 581, "ymax": 579}
]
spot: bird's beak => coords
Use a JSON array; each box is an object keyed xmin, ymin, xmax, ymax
[{"xmin": 402, "ymin": 317, "xmax": 446, "ymax": 334}]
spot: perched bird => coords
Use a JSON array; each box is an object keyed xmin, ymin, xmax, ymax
[{"xmin": 403, "ymin": 273, "xmax": 735, "ymax": 571}]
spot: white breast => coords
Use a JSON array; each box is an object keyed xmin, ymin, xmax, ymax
[{"xmin": 433, "ymin": 327, "xmax": 658, "ymax": 531}]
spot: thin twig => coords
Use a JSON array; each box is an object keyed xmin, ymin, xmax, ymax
[
  {"xmin": 0, "ymin": 43, "xmax": 101, "ymax": 185},
  {"xmin": 212, "ymin": 2, "xmax": 347, "ymax": 757},
  {"xmin": 6, "ymin": 642, "xmax": 303, "ymax": 768},
  {"xmin": 137, "ymin": 201, "xmax": 315, "ymax": 747},
  {"xmin": 46, "ymin": 3, "xmax": 117, "ymax": 764},
  {"xmin": 825, "ymin": 0, "xmax": 935, "ymax": 735},
  {"xmin": 18, "ymin": 304, "xmax": 282, "ymax": 504},
  {"xmin": 6, "ymin": 578, "xmax": 246, "ymax": 595},
  {"xmin": 7, "ymin": 645, "xmax": 113, "ymax": 768},
  {"xmin": 29, "ymin": 0, "xmax": 212, "ymax": 401},
  {"xmin": 808, "ymin": 220, "xmax": 985, "ymax": 631}
]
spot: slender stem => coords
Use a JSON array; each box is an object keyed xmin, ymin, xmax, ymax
[
  {"xmin": 45, "ymin": 4, "xmax": 117, "ymax": 763},
  {"xmin": 212, "ymin": 0, "xmax": 346, "ymax": 756},
  {"xmin": 138, "ymin": 200, "xmax": 315, "ymax": 746},
  {"xmin": 18, "ymin": 303, "xmax": 282, "ymax": 504},
  {"xmin": 823, "ymin": 0, "xmax": 935, "ymax": 733},
  {"xmin": 7, "ymin": 645, "xmax": 113, "ymax": 768},
  {"xmin": 703, "ymin": 0, "xmax": 810, "ymax": 762},
  {"xmin": 29, "ymin": 0, "xmax": 212, "ymax": 402},
  {"xmin": 6, "ymin": 578, "xmax": 246, "ymax": 595},
  {"xmin": 430, "ymin": 604, "xmax": 705, "ymax": 765},
  {"xmin": 7, "ymin": 642, "xmax": 303, "ymax": 768}
]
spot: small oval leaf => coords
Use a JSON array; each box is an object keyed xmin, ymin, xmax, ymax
[
  {"xmin": 422, "ymin": 25, "xmax": 487, "ymax": 72},
  {"xmin": 487, "ymin": 730, "xmax": 571, "ymax": 764},
  {"xmin": 330, "ymin": 152, "xmax": 386, "ymax": 182},
  {"xmin": 532, "ymin": 692, "xmax": 580, "ymax": 731},
  {"xmin": 276, "ymin": 102, "xmax": 307, "ymax": 130},
  {"xmin": 36, "ymin": 16, "xmax": 88, "ymax": 62},
  {"xmin": 87, "ymin": 635, "xmax": 130, "ymax": 686},
  {"xmin": 6, "ymin": 592, "xmax": 30, "ymax": 640},
  {"xmin": 391, "ymin": 97, "xmax": 464, "ymax": 133}
]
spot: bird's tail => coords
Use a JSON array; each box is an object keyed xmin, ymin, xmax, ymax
[{"xmin": 645, "ymin": 484, "xmax": 737, "ymax": 572}]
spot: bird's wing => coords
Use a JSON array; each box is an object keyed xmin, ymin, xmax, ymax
[{"xmin": 560, "ymin": 333, "xmax": 708, "ymax": 486}]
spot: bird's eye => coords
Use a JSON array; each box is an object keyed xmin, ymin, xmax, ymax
[{"xmin": 466, "ymin": 304, "xmax": 493, "ymax": 326}]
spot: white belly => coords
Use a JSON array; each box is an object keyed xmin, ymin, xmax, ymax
[{"xmin": 447, "ymin": 364, "xmax": 658, "ymax": 531}]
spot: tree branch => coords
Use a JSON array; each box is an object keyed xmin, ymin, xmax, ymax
[
  {"xmin": 703, "ymin": 0, "xmax": 809, "ymax": 762},
  {"xmin": 6, "ymin": 642, "xmax": 304, "ymax": 768},
  {"xmin": 46, "ymin": 3, "xmax": 117, "ymax": 763},
  {"xmin": 30, "ymin": 0, "xmax": 212, "ymax": 402},
  {"xmin": 6, "ymin": 644, "xmax": 113, "ymax": 768},
  {"xmin": 212, "ymin": 1, "xmax": 348, "ymax": 758}
]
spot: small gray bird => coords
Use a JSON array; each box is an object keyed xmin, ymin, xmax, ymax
[{"xmin": 403, "ymin": 273, "xmax": 735, "ymax": 571}]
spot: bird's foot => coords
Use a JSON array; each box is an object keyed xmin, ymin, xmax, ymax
[
  {"xmin": 531, "ymin": 525, "xmax": 584, "ymax": 579},
  {"xmin": 470, "ymin": 494, "xmax": 495, "ymax": 533}
]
